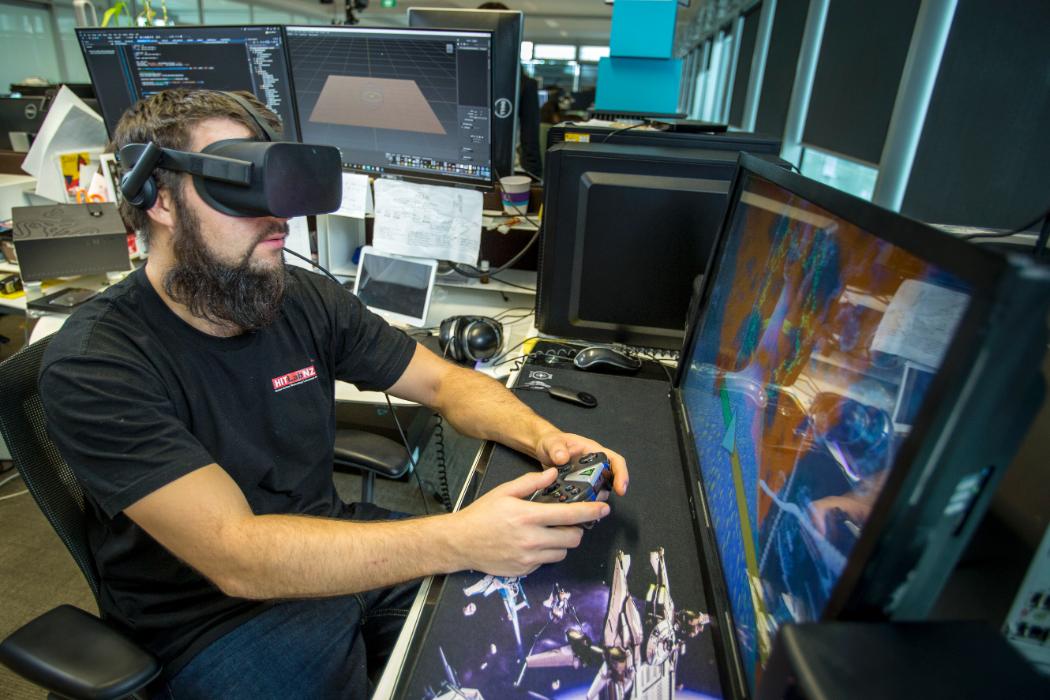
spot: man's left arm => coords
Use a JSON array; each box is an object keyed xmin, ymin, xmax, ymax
[{"xmin": 386, "ymin": 344, "xmax": 628, "ymax": 496}]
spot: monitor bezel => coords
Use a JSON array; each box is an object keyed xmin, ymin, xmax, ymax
[
  {"xmin": 285, "ymin": 24, "xmax": 496, "ymax": 190},
  {"xmin": 74, "ymin": 24, "xmax": 301, "ymax": 141},
  {"xmin": 670, "ymin": 152, "xmax": 1012, "ymax": 696},
  {"xmin": 408, "ymin": 7, "xmax": 523, "ymax": 182}
]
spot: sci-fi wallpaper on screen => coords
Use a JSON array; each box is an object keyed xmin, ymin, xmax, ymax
[{"xmin": 680, "ymin": 174, "xmax": 973, "ymax": 691}]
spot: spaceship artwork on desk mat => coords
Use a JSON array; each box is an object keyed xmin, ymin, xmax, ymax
[{"xmin": 416, "ymin": 547, "xmax": 721, "ymax": 700}]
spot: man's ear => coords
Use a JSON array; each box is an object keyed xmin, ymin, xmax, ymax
[{"xmin": 145, "ymin": 186, "xmax": 176, "ymax": 232}]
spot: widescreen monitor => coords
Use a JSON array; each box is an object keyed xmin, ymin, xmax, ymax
[
  {"xmin": 76, "ymin": 26, "xmax": 298, "ymax": 140},
  {"xmin": 286, "ymin": 26, "xmax": 493, "ymax": 187},
  {"xmin": 409, "ymin": 8, "xmax": 522, "ymax": 181},
  {"xmin": 676, "ymin": 153, "xmax": 1050, "ymax": 695}
]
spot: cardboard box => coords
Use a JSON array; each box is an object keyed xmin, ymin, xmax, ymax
[{"xmin": 12, "ymin": 203, "xmax": 129, "ymax": 282}]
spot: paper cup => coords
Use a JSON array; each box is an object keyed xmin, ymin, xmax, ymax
[{"xmin": 500, "ymin": 175, "xmax": 531, "ymax": 215}]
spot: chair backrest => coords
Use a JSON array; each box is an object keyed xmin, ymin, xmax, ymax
[{"xmin": 0, "ymin": 336, "xmax": 101, "ymax": 605}]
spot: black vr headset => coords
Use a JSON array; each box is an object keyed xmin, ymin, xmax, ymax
[{"xmin": 117, "ymin": 91, "xmax": 342, "ymax": 218}]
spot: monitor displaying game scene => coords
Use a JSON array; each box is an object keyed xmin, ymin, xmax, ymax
[{"xmin": 679, "ymin": 171, "xmax": 974, "ymax": 691}]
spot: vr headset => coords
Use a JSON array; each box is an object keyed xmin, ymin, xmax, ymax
[{"xmin": 117, "ymin": 92, "xmax": 342, "ymax": 218}]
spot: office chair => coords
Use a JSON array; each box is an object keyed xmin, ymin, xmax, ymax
[{"xmin": 0, "ymin": 337, "xmax": 411, "ymax": 699}]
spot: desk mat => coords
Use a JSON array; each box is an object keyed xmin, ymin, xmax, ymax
[{"xmin": 396, "ymin": 364, "xmax": 724, "ymax": 699}]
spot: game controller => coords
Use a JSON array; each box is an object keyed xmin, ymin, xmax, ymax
[{"xmin": 530, "ymin": 452, "xmax": 613, "ymax": 507}]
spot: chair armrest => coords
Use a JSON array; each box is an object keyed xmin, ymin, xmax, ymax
[
  {"xmin": 0, "ymin": 605, "xmax": 162, "ymax": 700},
  {"xmin": 333, "ymin": 429, "xmax": 410, "ymax": 479}
]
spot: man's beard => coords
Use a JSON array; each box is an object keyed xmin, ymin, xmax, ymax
[{"xmin": 163, "ymin": 189, "xmax": 287, "ymax": 332}]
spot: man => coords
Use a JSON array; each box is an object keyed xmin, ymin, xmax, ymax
[{"xmin": 38, "ymin": 90, "xmax": 627, "ymax": 698}]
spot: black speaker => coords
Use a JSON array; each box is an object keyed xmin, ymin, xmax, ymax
[{"xmin": 439, "ymin": 316, "xmax": 503, "ymax": 363}]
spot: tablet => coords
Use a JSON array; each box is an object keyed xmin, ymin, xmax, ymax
[{"xmin": 353, "ymin": 246, "xmax": 437, "ymax": 328}]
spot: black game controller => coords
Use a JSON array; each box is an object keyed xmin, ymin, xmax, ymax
[{"xmin": 530, "ymin": 452, "xmax": 613, "ymax": 507}]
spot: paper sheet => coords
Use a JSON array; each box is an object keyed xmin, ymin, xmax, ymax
[
  {"xmin": 283, "ymin": 217, "xmax": 313, "ymax": 271},
  {"xmin": 21, "ymin": 87, "xmax": 106, "ymax": 203},
  {"xmin": 872, "ymin": 279, "xmax": 969, "ymax": 368},
  {"xmin": 332, "ymin": 172, "xmax": 373, "ymax": 219},
  {"xmin": 372, "ymin": 179, "xmax": 482, "ymax": 265}
]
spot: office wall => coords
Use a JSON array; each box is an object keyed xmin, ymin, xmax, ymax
[
  {"xmin": 727, "ymin": 4, "xmax": 759, "ymax": 128},
  {"xmin": 802, "ymin": 0, "xmax": 920, "ymax": 166},
  {"xmin": 753, "ymin": 0, "xmax": 807, "ymax": 138},
  {"xmin": 902, "ymin": 0, "xmax": 1050, "ymax": 228}
]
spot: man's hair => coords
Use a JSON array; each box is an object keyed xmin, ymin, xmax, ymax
[{"xmin": 109, "ymin": 89, "xmax": 282, "ymax": 238}]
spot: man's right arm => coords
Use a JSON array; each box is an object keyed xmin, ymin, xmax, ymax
[{"xmin": 125, "ymin": 463, "xmax": 608, "ymax": 600}]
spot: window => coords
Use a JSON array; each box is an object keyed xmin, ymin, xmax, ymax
[
  {"xmin": 578, "ymin": 45, "xmax": 609, "ymax": 62},
  {"xmin": 202, "ymin": 0, "xmax": 251, "ymax": 25},
  {"xmin": 533, "ymin": 44, "xmax": 575, "ymax": 61},
  {"xmin": 0, "ymin": 0, "xmax": 61, "ymax": 89},
  {"xmin": 800, "ymin": 146, "xmax": 878, "ymax": 201}
]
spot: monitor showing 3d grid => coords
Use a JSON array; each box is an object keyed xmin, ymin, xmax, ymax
[{"xmin": 286, "ymin": 26, "xmax": 493, "ymax": 187}]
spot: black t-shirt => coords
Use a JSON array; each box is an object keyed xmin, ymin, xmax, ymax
[{"xmin": 38, "ymin": 265, "xmax": 416, "ymax": 673}]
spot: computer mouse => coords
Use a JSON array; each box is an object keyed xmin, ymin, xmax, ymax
[{"xmin": 572, "ymin": 346, "xmax": 642, "ymax": 373}]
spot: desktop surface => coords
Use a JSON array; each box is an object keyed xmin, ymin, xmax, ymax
[{"xmin": 386, "ymin": 361, "xmax": 724, "ymax": 699}]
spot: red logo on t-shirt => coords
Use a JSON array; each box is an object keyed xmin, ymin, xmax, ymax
[{"xmin": 271, "ymin": 365, "xmax": 317, "ymax": 392}]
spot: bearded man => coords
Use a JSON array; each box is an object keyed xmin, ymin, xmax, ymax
[{"xmin": 38, "ymin": 90, "xmax": 628, "ymax": 698}]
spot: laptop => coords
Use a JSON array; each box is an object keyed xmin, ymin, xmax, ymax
[
  {"xmin": 380, "ymin": 154, "xmax": 1050, "ymax": 698},
  {"xmin": 352, "ymin": 246, "xmax": 437, "ymax": 328}
]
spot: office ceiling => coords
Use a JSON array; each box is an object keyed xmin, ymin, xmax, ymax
[{"xmin": 288, "ymin": 0, "xmax": 755, "ymax": 51}]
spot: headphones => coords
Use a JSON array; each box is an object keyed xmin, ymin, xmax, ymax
[
  {"xmin": 119, "ymin": 91, "xmax": 279, "ymax": 210},
  {"xmin": 439, "ymin": 316, "xmax": 504, "ymax": 363}
]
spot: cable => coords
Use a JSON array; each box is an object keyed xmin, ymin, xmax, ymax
[
  {"xmin": 600, "ymin": 121, "xmax": 656, "ymax": 144},
  {"xmin": 637, "ymin": 352, "xmax": 676, "ymax": 386},
  {"xmin": 488, "ymin": 275, "xmax": 536, "ymax": 292},
  {"xmin": 282, "ymin": 247, "xmax": 344, "ymax": 286},
  {"xmin": 284, "ymin": 245, "xmax": 434, "ymax": 514},
  {"xmin": 958, "ymin": 206, "xmax": 1050, "ymax": 241},
  {"xmin": 450, "ymin": 168, "xmax": 543, "ymax": 279},
  {"xmin": 383, "ymin": 393, "xmax": 429, "ymax": 516},
  {"xmin": 432, "ymin": 414, "xmax": 453, "ymax": 512}
]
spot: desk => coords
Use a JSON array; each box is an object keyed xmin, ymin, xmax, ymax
[{"xmin": 374, "ymin": 357, "xmax": 723, "ymax": 699}]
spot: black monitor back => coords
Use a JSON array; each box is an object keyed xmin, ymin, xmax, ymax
[
  {"xmin": 537, "ymin": 142, "xmax": 778, "ymax": 349},
  {"xmin": 0, "ymin": 97, "xmax": 48, "ymax": 150},
  {"xmin": 409, "ymin": 8, "xmax": 522, "ymax": 180}
]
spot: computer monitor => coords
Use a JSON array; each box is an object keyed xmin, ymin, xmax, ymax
[
  {"xmin": 10, "ymin": 82, "xmax": 95, "ymax": 99},
  {"xmin": 536, "ymin": 142, "xmax": 784, "ymax": 349},
  {"xmin": 676, "ymin": 153, "xmax": 1050, "ymax": 695},
  {"xmin": 75, "ymin": 26, "xmax": 298, "ymax": 140},
  {"xmin": 408, "ymin": 8, "xmax": 522, "ymax": 181},
  {"xmin": 353, "ymin": 246, "xmax": 437, "ymax": 328},
  {"xmin": 0, "ymin": 96, "xmax": 48, "ymax": 150},
  {"xmin": 286, "ymin": 26, "xmax": 494, "ymax": 188}
]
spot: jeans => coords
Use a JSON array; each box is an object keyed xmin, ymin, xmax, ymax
[{"xmin": 164, "ymin": 502, "xmax": 420, "ymax": 699}]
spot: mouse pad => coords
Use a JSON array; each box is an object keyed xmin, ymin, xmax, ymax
[{"xmin": 395, "ymin": 363, "xmax": 725, "ymax": 699}]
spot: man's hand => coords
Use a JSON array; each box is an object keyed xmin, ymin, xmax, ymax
[
  {"xmin": 448, "ymin": 468, "xmax": 611, "ymax": 577},
  {"xmin": 534, "ymin": 431, "xmax": 629, "ymax": 496}
]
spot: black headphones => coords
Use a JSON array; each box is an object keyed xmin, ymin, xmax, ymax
[
  {"xmin": 439, "ymin": 316, "xmax": 504, "ymax": 363},
  {"xmin": 119, "ymin": 91, "xmax": 279, "ymax": 210}
]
